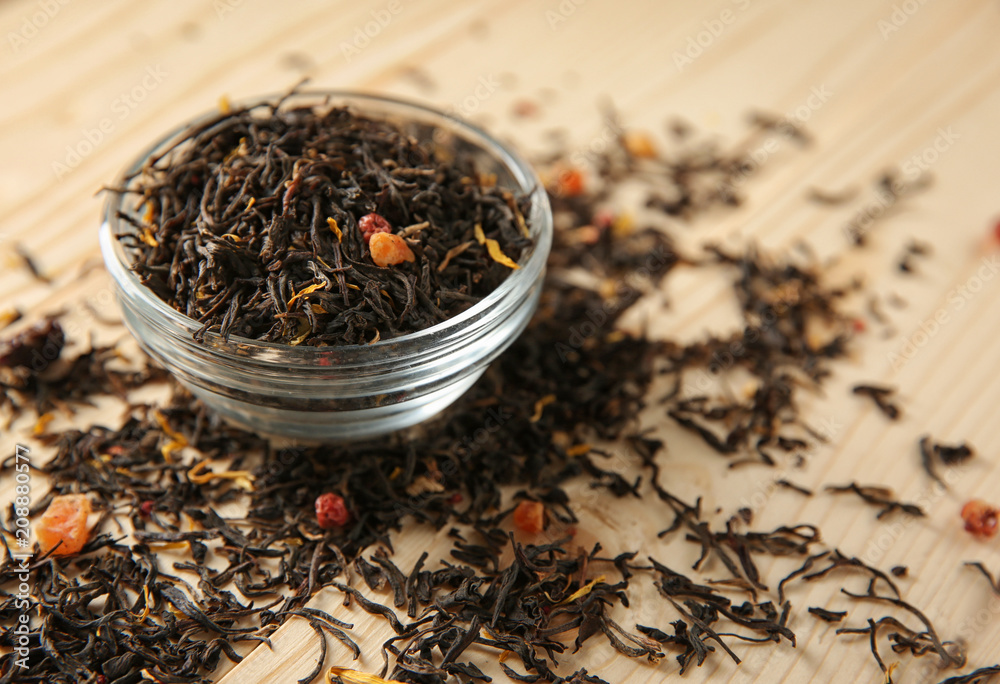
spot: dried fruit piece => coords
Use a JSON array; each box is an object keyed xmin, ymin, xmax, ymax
[
  {"xmin": 0, "ymin": 308, "xmax": 22, "ymax": 330},
  {"xmin": 962, "ymin": 499, "xmax": 999, "ymax": 539},
  {"xmin": 556, "ymin": 168, "xmax": 584, "ymax": 197},
  {"xmin": 0, "ymin": 319, "xmax": 64, "ymax": 370},
  {"xmin": 611, "ymin": 213, "xmax": 636, "ymax": 238},
  {"xmin": 513, "ymin": 500, "xmax": 545, "ymax": 534},
  {"xmin": 594, "ymin": 210, "xmax": 614, "ymax": 229},
  {"xmin": 316, "ymin": 492, "xmax": 350, "ymax": 529},
  {"xmin": 575, "ymin": 225, "xmax": 601, "ymax": 245},
  {"xmin": 623, "ymin": 131, "xmax": 657, "ymax": 159},
  {"xmin": 36, "ymin": 493, "xmax": 91, "ymax": 556},
  {"xmin": 512, "ymin": 99, "xmax": 539, "ymax": 118},
  {"xmin": 369, "ymin": 233, "xmax": 415, "ymax": 267},
  {"xmin": 359, "ymin": 213, "xmax": 392, "ymax": 244}
]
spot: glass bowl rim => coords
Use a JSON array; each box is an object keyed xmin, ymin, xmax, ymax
[{"xmin": 100, "ymin": 89, "xmax": 552, "ymax": 361}]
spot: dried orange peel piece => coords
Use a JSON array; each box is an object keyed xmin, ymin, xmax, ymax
[
  {"xmin": 513, "ymin": 500, "xmax": 545, "ymax": 534},
  {"xmin": 37, "ymin": 493, "xmax": 91, "ymax": 557},
  {"xmin": 369, "ymin": 233, "xmax": 415, "ymax": 267}
]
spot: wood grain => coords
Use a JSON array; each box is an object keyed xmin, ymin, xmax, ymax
[{"xmin": 3, "ymin": 1, "xmax": 1000, "ymax": 682}]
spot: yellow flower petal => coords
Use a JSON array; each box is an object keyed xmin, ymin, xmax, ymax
[
  {"xmin": 436, "ymin": 240, "xmax": 475, "ymax": 273},
  {"xmin": 558, "ymin": 575, "xmax": 606, "ymax": 606},
  {"xmin": 327, "ymin": 667, "xmax": 406, "ymax": 684},
  {"xmin": 327, "ymin": 217, "xmax": 343, "ymax": 242},
  {"xmin": 485, "ymin": 239, "xmax": 520, "ymax": 270},
  {"xmin": 154, "ymin": 410, "xmax": 187, "ymax": 463},
  {"xmin": 287, "ymin": 282, "xmax": 325, "ymax": 307},
  {"xmin": 188, "ymin": 460, "xmax": 256, "ymax": 491},
  {"xmin": 530, "ymin": 395, "xmax": 556, "ymax": 423}
]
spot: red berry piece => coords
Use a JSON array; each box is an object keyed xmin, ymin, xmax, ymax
[
  {"xmin": 316, "ymin": 492, "xmax": 350, "ymax": 529},
  {"xmin": 556, "ymin": 169, "xmax": 584, "ymax": 197},
  {"xmin": 961, "ymin": 499, "xmax": 999, "ymax": 539},
  {"xmin": 359, "ymin": 213, "xmax": 392, "ymax": 244}
]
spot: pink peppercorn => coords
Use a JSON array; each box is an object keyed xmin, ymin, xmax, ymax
[
  {"xmin": 316, "ymin": 492, "xmax": 350, "ymax": 529},
  {"xmin": 359, "ymin": 213, "xmax": 392, "ymax": 244}
]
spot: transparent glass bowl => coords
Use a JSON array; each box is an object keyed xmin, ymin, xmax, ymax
[{"xmin": 100, "ymin": 91, "xmax": 552, "ymax": 441}]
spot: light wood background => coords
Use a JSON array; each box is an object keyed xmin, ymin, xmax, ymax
[{"xmin": 3, "ymin": 1, "xmax": 1000, "ymax": 682}]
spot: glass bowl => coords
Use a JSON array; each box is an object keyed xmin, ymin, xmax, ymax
[{"xmin": 100, "ymin": 91, "xmax": 552, "ymax": 441}]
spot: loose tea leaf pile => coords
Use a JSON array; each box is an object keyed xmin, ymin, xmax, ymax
[
  {"xmin": 2, "ymin": 109, "xmax": 997, "ymax": 684},
  {"xmin": 116, "ymin": 96, "xmax": 533, "ymax": 345},
  {"xmin": 0, "ymin": 318, "xmax": 168, "ymax": 425}
]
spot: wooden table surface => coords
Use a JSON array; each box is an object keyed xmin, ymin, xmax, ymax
[{"xmin": 3, "ymin": 1, "xmax": 1000, "ymax": 682}]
